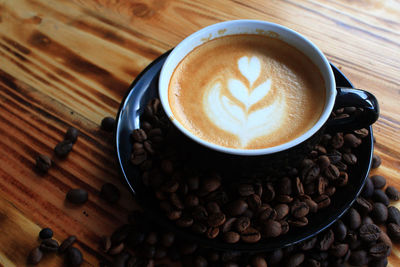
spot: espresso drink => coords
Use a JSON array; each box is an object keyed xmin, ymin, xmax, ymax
[{"xmin": 168, "ymin": 34, "xmax": 325, "ymax": 149}]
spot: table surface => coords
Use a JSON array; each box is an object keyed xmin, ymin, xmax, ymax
[{"xmin": 0, "ymin": 0, "xmax": 399, "ymax": 266}]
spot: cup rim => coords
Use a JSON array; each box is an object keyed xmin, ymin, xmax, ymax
[{"xmin": 159, "ymin": 19, "xmax": 336, "ymax": 156}]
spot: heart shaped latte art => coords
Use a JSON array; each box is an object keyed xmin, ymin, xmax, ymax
[{"xmin": 203, "ymin": 56, "xmax": 286, "ymax": 148}]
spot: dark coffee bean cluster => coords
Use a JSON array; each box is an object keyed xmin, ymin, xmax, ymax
[
  {"xmin": 27, "ymin": 227, "xmax": 81, "ymax": 265},
  {"xmin": 131, "ymin": 99, "xmax": 370, "ymax": 243}
]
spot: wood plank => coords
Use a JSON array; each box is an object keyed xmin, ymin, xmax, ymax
[{"xmin": 0, "ymin": 0, "xmax": 399, "ymax": 266}]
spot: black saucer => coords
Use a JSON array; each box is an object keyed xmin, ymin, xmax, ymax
[{"xmin": 115, "ymin": 51, "xmax": 373, "ymax": 252}]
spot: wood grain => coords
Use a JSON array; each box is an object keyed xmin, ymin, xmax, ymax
[{"xmin": 0, "ymin": 0, "xmax": 399, "ymax": 266}]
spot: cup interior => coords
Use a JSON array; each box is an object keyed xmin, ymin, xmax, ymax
[{"xmin": 159, "ymin": 20, "xmax": 336, "ymax": 156}]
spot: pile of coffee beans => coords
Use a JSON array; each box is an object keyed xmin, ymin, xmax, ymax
[
  {"xmin": 99, "ymin": 168, "xmax": 400, "ymax": 267},
  {"xmin": 129, "ymin": 99, "xmax": 371, "ymax": 243},
  {"xmin": 27, "ymin": 227, "xmax": 81, "ymax": 266}
]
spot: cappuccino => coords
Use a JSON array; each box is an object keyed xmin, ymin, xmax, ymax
[{"xmin": 168, "ymin": 34, "xmax": 325, "ymax": 149}]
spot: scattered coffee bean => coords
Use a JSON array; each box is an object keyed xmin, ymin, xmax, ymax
[
  {"xmin": 333, "ymin": 220, "xmax": 347, "ymax": 242},
  {"xmin": 329, "ymin": 243, "xmax": 349, "ymax": 258},
  {"xmin": 348, "ymin": 208, "xmax": 361, "ymax": 229},
  {"xmin": 371, "ymin": 175, "xmax": 386, "ymax": 189},
  {"xmin": 369, "ymin": 242, "xmax": 391, "ymax": 259},
  {"xmin": 371, "ymin": 202, "xmax": 388, "ymax": 223},
  {"xmin": 101, "ymin": 116, "xmax": 115, "ymax": 132},
  {"xmin": 387, "ymin": 206, "xmax": 400, "ymax": 225},
  {"xmin": 65, "ymin": 127, "xmax": 79, "ymax": 143},
  {"xmin": 386, "ymin": 186, "xmax": 400, "ymax": 201},
  {"xmin": 39, "ymin": 227, "xmax": 53, "ymax": 239},
  {"xmin": 372, "ymin": 189, "xmax": 390, "ymax": 206},
  {"xmin": 40, "ymin": 238, "xmax": 59, "ymax": 252},
  {"xmin": 35, "ymin": 154, "xmax": 52, "ymax": 173},
  {"xmin": 66, "ymin": 247, "xmax": 83, "ymax": 266},
  {"xmin": 54, "ymin": 140, "xmax": 73, "ymax": 158},
  {"xmin": 358, "ymin": 223, "xmax": 381, "ymax": 243},
  {"xmin": 240, "ymin": 227, "xmax": 261, "ymax": 243},
  {"xmin": 100, "ymin": 183, "xmax": 120, "ymax": 204},
  {"xmin": 317, "ymin": 229, "xmax": 334, "ymax": 251},
  {"xmin": 66, "ymin": 188, "xmax": 88, "ymax": 204},
  {"xmin": 387, "ymin": 223, "xmax": 400, "ymax": 242},
  {"xmin": 362, "ymin": 177, "xmax": 374, "ymax": 198},
  {"xmin": 59, "ymin": 236, "xmax": 77, "ymax": 253},
  {"xmin": 372, "ymin": 154, "xmax": 382, "ymax": 169},
  {"xmin": 349, "ymin": 250, "xmax": 369, "ymax": 266}
]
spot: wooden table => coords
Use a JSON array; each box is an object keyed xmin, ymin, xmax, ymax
[{"xmin": 0, "ymin": 0, "xmax": 399, "ymax": 266}]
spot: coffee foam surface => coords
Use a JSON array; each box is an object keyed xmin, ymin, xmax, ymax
[{"xmin": 168, "ymin": 34, "xmax": 325, "ymax": 149}]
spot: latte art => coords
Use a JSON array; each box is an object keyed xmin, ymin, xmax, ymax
[
  {"xmin": 204, "ymin": 56, "xmax": 286, "ymax": 147},
  {"xmin": 168, "ymin": 34, "xmax": 325, "ymax": 149}
]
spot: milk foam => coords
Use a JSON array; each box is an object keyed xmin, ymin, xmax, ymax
[{"xmin": 203, "ymin": 56, "xmax": 286, "ymax": 147}]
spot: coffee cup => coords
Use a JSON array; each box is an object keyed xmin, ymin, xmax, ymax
[{"xmin": 158, "ymin": 20, "xmax": 379, "ymax": 159}]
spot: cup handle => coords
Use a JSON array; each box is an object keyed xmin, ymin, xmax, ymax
[{"xmin": 326, "ymin": 87, "xmax": 379, "ymax": 131}]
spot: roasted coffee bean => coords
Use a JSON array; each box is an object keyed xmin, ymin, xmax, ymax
[
  {"xmin": 327, "ymin": 150, "xmax": 342, "ymax": 164},
  {"xmin": 278, "ymin": 177, "xmax": 292, "ymax": 195},
  {"xmin": 371, "ymin": 202, "xmax": 388, "ymax": 223},
  {"xmin": 343, "ymin": 153, "xmax": 357, "ymax": 165},
  {"xmin": 191, "ymin": 222, "xmax": 207, "ymax": 234},
  {"xmin": 241, "ymin": 227, "xmax": 261, "ymax": 243},
  {"xmin": 378, "ymin": 230, "xmax": 393, "ymax": 251},
  {"xmin": 348, "ymin": 208, "xmax": 362, "ymax": 230},
  {"xmin": 359, "ymin": 223, "xmax": 381, "ymax": 242},
  {"xmin": 170, "ymin": 193, "xmax": 184, "ymax": 210},
  {"xmin": 346, "ymin": 230, "xmax": 361, "ymax": 250},
  {"xmin": 280, "ymin": 220, "xmax": 290, "ymax": 235},
  {"xmin": 369, "ymin": 258, "xmax": 389, "ymax": 267},
  {"xmin": 205, "ymin": 190, "xmax": 229, "ymax": 205},
  {"xmin": 335, "ymin": 172, "xmax": 348, "ymax": 187},
  {"xmin": 35, "ymin": 154, "xmax": 52, "ymax": 173},
  {"xmin": 314, "ymin": 194, "xmax": 330, "ymax": 210},
  {"xmin": 59, "ymin": 236, "xmax": 76, "ymax": 253},
  {"xmin": 276, "ymin": 194, "xmax": 293, "ymax": 203},
  {"xmin": 39, "ymin": 227, "xmax": 53, "ymax": 239},
  {"xmin": 371, "ymin": 175, "xmax": 386, "ymax": 189},
  {"xmin": 329, "ymin": 243, "xmax": 349, "ymax": 258},
  {"xmin": 259, "ymin": 206, "xmax": 277, "ymax": 221},
  {"xmin": 386, "ymin": 186, "xmax": 400, "ymax": 201},
  {"xmin": 293, "ymin": 177, "xmax": 304, "ymax": 196},
  {"xmin": 362, "ymin": 216, "xmax": 374, "ymax": 225},
  {"xmin": 267, "ymin": 248, "xmax": 283, "ymax": 265},
  {"xmin": 362, "ymin": 177, "xmax": 374, "ymax": 198},
  {"xmin": 113, "ymin": 252, "xmax": 130, "ymax": 267},
  {"xmin": 66, "ymin": 188, "xmax": 88, "ymax": 204},
  {"xmin": 223, "ymin": 231, "xmax": 240, "ymax": 244},
  {"xmin": 299, "ymin": 237, "xmax": 317, "ymax": 251},
  {"xmin": 291, "ymin": 201, "xmax": 309, "ymax": 218},
  {"xmin": 369, "ymin": 242, "xmax": 391, "ymax": 259},
  {"xmin": 275, "ymin": 203, "xmax": 289, "ymax": 220},
  {"xmin": 387, "ymin": 223, "xmax": 400, "ymax": 242},
  {"xmin": 226, "ymin": 200, "xmax": 248, "ymax": 216},
  {"xmin": 101, "ymin": 236, "xmax": 111, "ymax": 253},
  {"xmin": 286, "ymin": 253, "xmax": 304, "ymax": 267},
  {"xmin": 355, "ymin": 197, "xmax": 373, "ymax": 215},
  {"xmin": 131, "ymin": 148, "xmax": 147, "ymax": 165},
  {"xmin": 161, "ymin": 232, "xmax": 175, "ymax": 247},
  {"xmin": 302, "ymin": 165, "xmax": 320, "ymax": 184},
  {"xmin": 331, "ymin": 133, "xmax": 344, "ymax": 149},
  {"xmin": 263, "ymin": 183, "xmax": 275, "ymax": 202},
  {"xmin": 251, "ymin": 256, "xmax": 268, "ymax": 267},
  {"xmin": 194, "ymin": 255, "xmax": 208, "ymax": 267},
  {"xmin": 100, "ymin": 183, "xmax": 120, "ymax": 204},
  {"xmin": 206, "ymin": 227, "xmax": 219, "ymax": 239},
  {"xmin": 234, "ymin": 216, "xmax": 250, "ymax": 233},
  {"xmin": 348, "ymin": 250, "xmax": 368, "ymax": 266},
  {"xmin": 28, "ymin": 247, "xmax": 43, "ymax": 265},
  {"xmin": 325, "ymin": 186, "xmax": 336, "ymax": 196},
  {"xmin": 131, "ymin": 128, "xmax": 148, "ymax": 143},
  {"xmin": 354, "ymin": 128, "xmax": 369, "ymax": 138},
  {"xmin": 303, "ymin": 198, "xmax": 318, "ymax": 213},
  {"xmin": 317, "ymin": 177, "xmax": 328, "ymax": 195},
  {"xmin": 333, "ymin": 220, "xmax": 347, "ymax": 242},
  {"xmin": 238, "ymin": 184, "xmax": 254, "ymax": 196},
  {"xmin": 206, "ymin": 201, "xmax": 221, "ymax": 214},
  {"xmin": 262, "ymin": 220, "xmax": 282, "ymax": 238},
  {"xmin": 317, "ymin": 229, "xmax": 334, "ymax": 251},
  {"xmin": 40, "ymin": 238, "xmax": 59, "ymax": 252},
  {"xmin": 247, "ymin": 194, "xmax": 262, "ymax": 211},
  {"xmin": 221, "ymin": 217, "xmax": 236, "ymax": 233},
  {"xmin": 207, "ymin": 212, "xmax": 226, "ymax": 227},
  {"xmin": 344, "ymin": 133, "xmax": 361, "ymax": 148},
  {"xmin": 324, "ymin": 164, "xmax": 340, "ymax": 180},
  {"xmin": 317, "ymin": 155, "xmax": 330, "ymax": 170},
  {"xmin": 201, "ymin": 174, "xmax": 221, "ymax": 193},
  {"xmin": 101, "ymin": 116, "xmax": 115, "ymax": 132},
  {"xmin": 184, "ymin": 194, "xmax": 199, "ymax": 207},
  {"xmin": 288, "ymin": 216, "xmax": 308, "ymax": 227},
  {"xmin": 109, "ymin": 242, "xmax": 125, "ymax": 255},
  {"xmin": 54, "ymin": 140, "xmax": 73, "ymax": 158},
  {"xmin": 372, "ymin": 154, "xmax": 382, "ymax": 169},
  {"xmin": 388, "ymin": 206, "xmax": 400, "ymax": 225},
  {"xmin": 372, "ymin": 190, "xmax": 390, "ymax": 207},
  {"xmin": 65, "ymin": 127, "xmax": 79, "ymax": 143}
]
